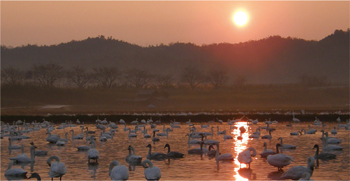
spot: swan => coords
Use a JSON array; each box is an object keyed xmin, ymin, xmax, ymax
[
  {"xmin": 292, "ymin": 114, "xmax": 300, "ymax": 122},
  {"xmin": 278, "ymin": 137, "xmax": 297, "ymax": 149},
  {"xmin": 322, "ymin": 141, "xmax": 343, "ymax": 151},
  {"xmin": 203, "ymin": 134, "xmax": 220, "ymax": 145},
  {"xmin": 164, "ymin": 143, "xmax": 184, "ymax": 158},
  {"xmin": 146, "ymin": 144, "xmax": 167, "ymax": 160},
  {"xmin": 4, "ymin": 160, "xmax": 27, "ymax": 179},
  {"xmin": 142, "ymin": 159, "xmax": 161, "ymax": 181},
  {"xmin": 214, "ymin": 143, "xmax": 234, "ymax": 170},
  {"xmin": 126, "ymin": 145, "xmax": 142, "ymax": 165},
  {"xmin": 71, "ymin": 129, "xmax": 84, "ymax": 140},
  {"xmin": 323, "ymin": 132, "xmax": 341, "ymax": 144},
  {"xmin": 88, "ymin": 138, "xmax": 99, "ymax": 163},
  {"xmin": 85, "ymin": 127, "xmax": 95, "ymax": 134},
  {"xmin": 10, "ymin": 144, "xmax": 35, "ymax": 163},
  {"xmin": 203, "ymin": 126, "xmax": 214, "ymax": 136},
  {"xmin": 217, "ymin": 126, "xmax": 226, "ymax": 135},
  {"xmin": 313, "ymin": 144, "xmax": 336, "ymax": 165},
  {"xmin": 8, "ymin": 138, "xmax": 21, "ymax": 150},
  {"xmin": 30, "ymin": 142, "xmax": 48, "ymax": 156},
  {"xmin": 47, "ymin": 155, "xmax": 67, "ymax": 180},
  {"xmin": 46, "ymin": 132, "xmax": 60, "ymax": 143},
  {"xmin": 28, "ymin": 172, "xmax": 41, "ymax": 180},
  {"xmin": 330, "ymin": 127, "xmax": 337, "ymax": 135},
  {"xmin": 151, "ymin": 130, "xmax": 159, "ymax": 142},
  {"xmin": 281, "ymin": 156, "xmax": 315, "ymax": 180},
  {"xmin": 109, "ymin": 160, "xmax": 129, "ymax": 181},
  {"xmin": 260, "ymin": 142, "xmax": 276, "ymax": 157},
  {"xmin": 238, "ymin": 147, "xmax": 256, "ymax": 168},
  {"xmin": 56, "ymin": 132, "xmax": 69, "ymax": 146},
  {"xmin": 261, "ymin": 130, "xmax": 272, "ymax": 139},
  {"xmin": 290, "ymin": 131, "xmax": 302, "ymax": 136},
  {"xmin": 156, "ymin": 128, "xmax": 169, "ymax": 138},
  {"xmin": 207, "ymin": 144, "xmax": 220, "ymax": 158},
  {"xmin": 267, "ymin": 143, "xmax": 294, "ymax": 171},
  {"xmin": 223, "ymin": 131, "xmax": 233, "ymax": 140},
  {"xmin": 188, "ymin": 141, "xmax": 209, "ymax": 155},
  {"xmin": 128, "ymin": 128, "xmax": 137, "ymax": 138},
  {"xmin": 187, "ymin": 133, "xmax": 202, "ymax": 145}
]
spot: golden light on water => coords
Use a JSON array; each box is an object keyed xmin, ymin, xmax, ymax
[{"xmin": 232, "ymin": 121, "xmax": 250, "ymax": 181}]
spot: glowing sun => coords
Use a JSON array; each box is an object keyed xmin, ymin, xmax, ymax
[{"xmin": 233, "ymin": 11, "xmax": 248, "ymax": 26}]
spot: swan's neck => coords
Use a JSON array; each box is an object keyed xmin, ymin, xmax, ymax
[
  {"xmin": 264, "ymin": 144, "xmax": 267, "ymax": 151},
  {"xmin": 215, "ymin": 144, "xmax": 220, "ymax": 158},
  {"xmin": 187, "ymin": 134, "xmax": 191, "ymax": 143},
  {"xmin": 148, "ymin": 146, "xmax": 152, "ymax": 157},
  {"xmin": 7, "ymin": 161, "xmax": 13, "ymax": 170},
  {"xmin": 279, "ymin": 138, "xmax": 283, "ymax": 145},
  {"xmin": 276, "ymin": 145, "xmax": 279, "ymax": 153},
  {"xmin": 315, "ymin": 146, "xmax": 319, "ymax": 156},
  {"xmin": 249, "ymin": 147, "xmax": 257, "ymax": 156},
  {"xmin": 131, "ymin": 147, "xmax": 136, "ymax": 155},
  {"xmin": 30, "ymin": 145, "xmax": 35, "ymax": 161},
  {"xmin": 167, "ymin": 145, "xmax": 171, "ymax": 153}
]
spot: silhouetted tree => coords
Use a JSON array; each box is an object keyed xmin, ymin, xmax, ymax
[
  {"xmin": 180, "ymin": 66, "xmax": 208, "ymax": 90},
  {"xmin": 208, "ymin": 68, "xmax": 229, "ymax": 89},
  {"xmin": 67, "ymin": 66, "xmax": 91, "ymax": 88},
  {"xmin": 154, "ymin": 73, "xmax": 174, "ymax": 89},
  {"xmin": 32, "ymin": 63, "xmax": 63, "ymax": 87},
  {"xmin": 124, "ymin": 68, "xmax": 153, "ymax": 89},
  {"xmin": 93, "ymin": 67, "xmax": 121, "ymax": 88},
  {"xmin": 1, "ymin": 67, "xmax": 26, "ymax": 85}
]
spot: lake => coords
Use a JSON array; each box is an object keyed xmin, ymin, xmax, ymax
[{"xmin": 1, "ymin": 116, "xmax": 349, "ymax": 180}]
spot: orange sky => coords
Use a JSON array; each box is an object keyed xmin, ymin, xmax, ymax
[{"xmin": 1, "ymin": 1, "xmax": 349, "ymax": 47}]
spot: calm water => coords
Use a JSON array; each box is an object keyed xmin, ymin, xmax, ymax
[{"xmin": 1, "ymin": 119, "xmax": 349, "ymax": 180}]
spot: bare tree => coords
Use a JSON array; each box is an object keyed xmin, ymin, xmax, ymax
[
  {"xmin": 32, "ymin": 63, "xmax": 63, "ymax": 87},
  {"xmin": 208, "ymin": 69, "xmax": 229, "ymax": 89},
  {"xmin": 234, "ymin": 75, "xmax": 247, "ymax": 87},
  {"xmin": 93, "ymin": 67, "xmax": 121, "ymax": 88},
  {"xmin": 154, "ymin": 73, "xmax": 174, "ymax": 89},
  {"xmin": 180, "ymin": 66, "xmax": 207, "ymax": 90},
  {"xmin": 1, "ymin": 67, "xmax": 26, "ymax": 85},
  {"xmin": 124, "ymin": 68, "xmax": 153, "ymax": 89},
  {"xmin": 67, "ymin": 66, "xmax": 91, "ymax": 88}
]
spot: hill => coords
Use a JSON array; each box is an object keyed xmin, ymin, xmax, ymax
[{"xmin": 1, "ymin": 30, "xmax": 349, "ymax": 84}]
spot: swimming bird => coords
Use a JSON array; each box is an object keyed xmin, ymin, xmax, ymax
[
  {"xmin": 142, "ymin": 159, "xmax": 161, "ymax": 181},
  {"xmin": 88, "ymin": 138, "xmax": 99, "ymax": 163},
  {"xmin": 214, "ymin": 143, "xmax": 234, "ymax": 170},
  {"xmin": 46, "ymin": 132, "xmax": 60, "ymax": 143},
  {"xmin": 207, "ymin": 144, "xmax": 220, "ymax": 158},
  {"xmin": 281, "ymin": 156, "xmax": 315, "ymax": 180},
  {"xmin": 164, "ymin": 143, "xmax": 184, "ymax": 158},
  {"xmin": 187, "ymin": 141, "xmax": 209, "ymax": 155},
  {"xmin": 126, "ymin": 145, "xmax": 142, "ymax": 165},
  {"xmin": 290, "ymin": 131, "xmax": 302, "ymax": 136},
  {"xmin": 238, "ymin": 147, "xmax": 257, "ymax": 169},
  {"xmin": 223, "ymin": 131, "xmax": 233, "ymax": 140},
  {"xmin": 146, "ymin": 144, "xmax": 167, "ymax": 160},
  {"xmin": 260, "ymin": 142, "xmax": 276, "ymax": 157},
  {"xmin": 261, "ymin": 130, "xmax": 272, "ymax": 139},
  {"xmin": 4, "ymin": 160, "xmax": 27, "ymax": 179},
  {"xmin": 267, "ymin": 143, "xmax": 294, "ymax": 171},
  {"xmin": 30, "ymin": 142, "xmax": 48, "ymax": 156},
  {"xmin": 47, "ymin": 155, "xmax": 67, "ymax": 180},
  {"xmin": 10, "ymin": 144, "xmax": 35, "ymax": 163},
  {"xmin": 8, "ymin": 138, "xmax": 21, "ymax": 150},
  {"xmin": 330, "ymin": 127, "xmax": 337, "ymax": 135},
  {"xmin": 109, "ymin": 160, "xmax": 129, "ymax": 181},
  {"xmin": 278, "ymin": 137, "xmax": 297, "ymax": 149},
  {"xmin": 313, "ymin": 144, "xmax": 336, "ymax": 167}
]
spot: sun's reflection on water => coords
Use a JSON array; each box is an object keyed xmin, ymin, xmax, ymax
[{"xmin": 232, "ymin": 121, "xmax": 250, "ymax": 181}]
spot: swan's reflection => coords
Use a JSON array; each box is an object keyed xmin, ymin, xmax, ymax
[
  {"xmin": 88, "ymin": 162, "xmax": 99, "ymax": 179},
  {"xmin": 238, "ymin": 168, "xmax": 256, "ymax": 180},
  {"xmin": 267, "ymin": 170, "xmax": 284, "ymax": 180},
  {"xmin": 233, "ymin": 121, "xmax": 250, "ymax": 181}
]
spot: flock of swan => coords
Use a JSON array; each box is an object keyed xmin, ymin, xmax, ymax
[{"xmin": 1, "ymin": 115, "xmax": 349, "ymax": 180}]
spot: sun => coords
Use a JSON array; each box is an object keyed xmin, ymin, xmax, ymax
[{"xmin": 233, "ymin": 11, "xmax": 248, "ymax": 26}]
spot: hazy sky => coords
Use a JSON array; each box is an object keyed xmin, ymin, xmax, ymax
[{"xmin": 1, "ymin": 1, "xmax": 349, "ymax": 47}]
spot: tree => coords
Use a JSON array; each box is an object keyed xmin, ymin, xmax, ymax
[
  {"xmin": 154, "ymin": 73, "xmax": 174, "ymax": 89},
  {"xmin": 32, "ymin": 63, "xmax": 63, "ymax": 87},
  {"xmin": 67, "ymin": 66, "xmax": 91, "ymax": 88},
  {"xmin": 93, "ymin": 67, "xmax": 121, "ymax": 88},
  {"xmin": 298, "ymin": 74, "xmax": 330, "ymax": 87},
  {"xmin": 124, "ymin": 68, "xmax": 153, "ymax": 89},
  {"xmin": 180, "ymin": 66, "xmax": 207, "ymax": 90},
  {"xmin": 208, "ymin": 69, "xmax": 229, "ymax": 89},
  {"xmin": 1, "ymin": 67, "xmax": 26, "ymax": 85}
]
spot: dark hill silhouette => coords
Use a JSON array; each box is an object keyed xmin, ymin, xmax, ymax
[{"xmin": 1, "ymin": 30, "xmax": 349, "ymax": 84}]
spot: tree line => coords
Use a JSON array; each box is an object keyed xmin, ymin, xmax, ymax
[{"xmin": 2, "ymin": 63, "xmax": 332, "ymax": 90}]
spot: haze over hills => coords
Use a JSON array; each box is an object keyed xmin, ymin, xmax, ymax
[{"xmin": 1, "ymin": 29, "xmax": 349, "ymax": 84}]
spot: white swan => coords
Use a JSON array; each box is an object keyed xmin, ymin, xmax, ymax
[
  {"xmin": 142, "ymin": 159, "xmax": 161, "ymax": 181},
  {"xmin": 164, "ymin": 143, "xmax": 184, "ymax": 158},
  {"xmin": 128, "ymin": 128, "xmax": 137, "ymax": 138},
  {"xmin": 151, "ymin": 130, "xmax": 159, "ymax": 142},
  {"xmin": 217, "ymin": 126, "xmax": 226, "ymax": 135},
  {"xmin": 126, "ymin": 145, "xmax": 142, "ymax": 164},
  {"xmin": 46, "ymin": 132, "xmax": 60, "ymax": 143},
  {"xmin": 146, "ymin": 144, "xmax": 166, "ymax": 160},
  {"xmin": 47, "ymin": 155, "xmax": 67, "ymax": 180},
  {"xmin": 223, "ymin": 130, "xmax": 233, "ymax": 140},
  {"xmin": 56, "ymin": 132, "xmax": 69, "ymax": 146},
  {"xmin": 290, "ymin": 131, "xmax": 302, "ymax": 136},
  {"xmin": 261, "ymin": 130, "xmax": 272, "ymax": 139},
  {"xmin": 214, "ymin": 143, "xmax": 234, "ymax": 170},
  {"xmin": 323, "ymin": 132, "xmax": 341, "ymax": 144},
  {"xmin": 109, "ymin": 160, "xmax": 129, "ymax": 181},
  {"xmin": 88, "ymin": 138, "xmax": 99, "ymax": 163},
  {"xmin": 238, "ymin": 147, "xmax": 257, "ymax": 168},
  {"xmin": 10, "ymin": 145, "xmax": 35, "ymax": 163},
  {"xmin": 278, "ymin": 137, "xmax": 297, "ymax": 149},
  {"xmin": 281, "ymin": 156, "xmax": 315, "ymax": 180},
  {"xmin": 330, "ymin": 127, "xmax": 337, "ymax": 135},
  {"xmin": 188, "ymin": 141, "xmax": 209, "ymax": 155},
  {"xmin": 71, "ymin": 129, "xmax": 84, "ymax": 140},
  {"xmin": 8, "ymin": 138, "xmax": 21, "ymax": 150},
  {"xmin": 203, "ymin": 134, "xmax": 220, "ymax": 145},
  {"xmin": 260, "ymin": 142, "xmax": 276, "ymax": 157},
  {"xmin": 4, "ymin": 160, "xmax": 27, "ymax": 178},
  {"xmin": 30, "ymin": 142, "xmax": 48, "ymax": 156},
  {"xmin": 313, "ymin": 144, "xmax": 336, "ymax": 167},
  {"xmin": 267, "ymin": 143, "xmax": 294, "ymax": 171}
]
